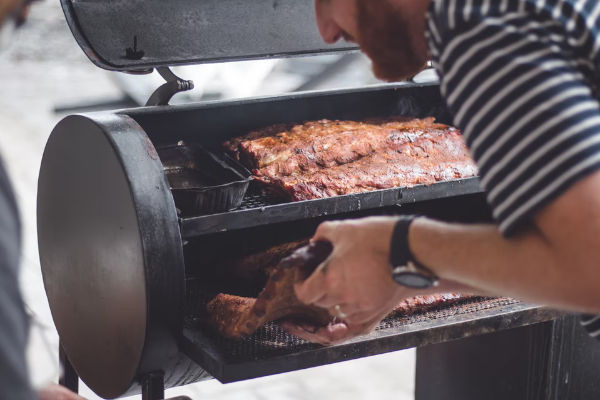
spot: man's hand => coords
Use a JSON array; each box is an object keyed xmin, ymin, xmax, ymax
[
  {"xmin": 281, "ymin": 308, "xmax": 392, "ymax": 346},
  {"xmin": 291, "ymin": 216, "xmax": 411, "ymax": 344},
  {"xmin": 38, "ymin": 383, "xmax": 87, "ymax": 400}
]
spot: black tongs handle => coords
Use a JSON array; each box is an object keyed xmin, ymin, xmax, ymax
[{"xmin": 280, "ymin": 240, "xmax": 333, "ymax": 281}]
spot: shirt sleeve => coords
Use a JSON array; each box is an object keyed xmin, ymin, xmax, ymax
[{"xmin": 428, "ymin": 2, "xmax": 600, "ymax": 236}]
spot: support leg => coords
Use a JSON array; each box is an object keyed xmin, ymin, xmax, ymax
[
  {"xmin": 59, "ymin": 342, "xmax": 78, "ymax": 394},
  {"xmin": 142, "ymin": 371, "xmax": 165, "ymax": 400},
  {"xmin": 140, "ymin": 371, "xmax": 191, "ymax": 400}
]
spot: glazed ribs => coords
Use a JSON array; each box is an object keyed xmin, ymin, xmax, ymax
[
  {"xmin": 207, "ymin": 241, "xmax": 333, "ymax": 338},
  {"xmin": 224, "ymin": 117, "xmax": 477, "ymax": 201},
  {"xmin": 213, "ymin": 240, "xmax": 309, "ymax": 288},
  {"xmin": 206, "ymin": 241, "xmax": 471, "ymax": 339}
]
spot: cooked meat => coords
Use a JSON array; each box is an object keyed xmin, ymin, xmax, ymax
[
  {"xmin": 207, "ymin": 290, "xmax": 471, "ymax": 339},
  {"xmin": 224, "ymin": 116, "xmax": 419, "ymax": 173},
  {"xmin": 224, "ymin": 117, "xmax": 477, "ymax": 201},
  {"xmin": 391, "ymin": 293, "xmax": 471, "ymax": 316},
  {"xmin": 255, "ymin": 131, "xmax": 476, "ymax": 200},
  {"xmin": 214, "ymin": 240, "xmax": 309, "ymax": 286},
  {"xmin": 205, "ymin": 241, "xmax": 473, "ymax": 339},
  {"xmin": 206, "ymin": 241, "xmax": 332, "ymax": 338}
]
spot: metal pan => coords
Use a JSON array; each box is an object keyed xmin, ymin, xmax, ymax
[{"xmin": 158, "ymin": 142, "xmax": 252, "ymax": 214}]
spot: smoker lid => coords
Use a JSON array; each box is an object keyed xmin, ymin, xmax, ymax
[{"xmin": 60, "ymin": 0, "xmax": 358, "ymax": 72}]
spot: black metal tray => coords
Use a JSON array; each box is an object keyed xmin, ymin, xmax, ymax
[
  {"xmin": 181, "ymin": 278, "xmax": 561, "ymax": 384},
  {"xmin": 158, "ymin": 143, "xmax": 252, "ymax": 214},
  {"xmin": 179, "ymin": 177, "xmax": 482, "ymax": 238}
]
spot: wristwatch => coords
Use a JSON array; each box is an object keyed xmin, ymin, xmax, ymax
[{"xmin": 389, "ymin": 216, "xmax": 439, "ymax": 289}]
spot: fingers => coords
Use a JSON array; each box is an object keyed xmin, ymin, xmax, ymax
[
  {"xmin": 282, "ymin": 317, "xmax": 381, "ymax": 346},
  {"xmin": 296, "ymin": 269, "xmax": 349, "ymax": 309},
  {"xmin": 282, "ymin": 321, "xmax": 350, "ymax": 346},
  {"xmin": 294, "ymin": 262, "xmax": 329, "ymax": 304},
  {"xmin": 344, "ymin": 310, "xmax": 381, "ymax": 325},
  {"xmin": 298, "ymin": 220, "xmax": 348, "ymax": 306},
  {"xmin": 295, "ymin": 254, "xmax": 349, "ymax": 308}
]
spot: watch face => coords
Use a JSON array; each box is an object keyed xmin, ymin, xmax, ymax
[{"xmin": 393, "ymin": 272, "xmax": 433, "ymax": 289}]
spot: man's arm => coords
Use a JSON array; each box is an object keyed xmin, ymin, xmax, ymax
[
  {"xmin": 411, "ymin": 169, "xmax": 600, "ymax": 314},
  {"xmin": 290, "ymin": 169, "xmax": 600, "ymax": 345}
]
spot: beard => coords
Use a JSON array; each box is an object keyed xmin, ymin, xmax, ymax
[{"xmin": 355, "ymin": 1, "xmax": 427, "ymax": 82}]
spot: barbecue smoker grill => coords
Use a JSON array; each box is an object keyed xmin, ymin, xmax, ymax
[{"xmin": 36, "ymin": 1, "xmax": 600, "ymax": 399}]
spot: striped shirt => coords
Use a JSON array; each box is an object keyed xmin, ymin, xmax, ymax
[{"xmin": 426, "ymin": 0, "xmax": 600, "ymax": 338}]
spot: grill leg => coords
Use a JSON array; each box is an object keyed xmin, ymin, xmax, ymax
[
  {"xmin": 142, "ymin": 372, "xmax": 165, "ymax": 400},
  {"xmin": 59, "ymin": 342, "xmax": 78, "ymax": 394},
  {"xmin": 141, "ymin": 371, "xmax": 193, "ymax": 400}
]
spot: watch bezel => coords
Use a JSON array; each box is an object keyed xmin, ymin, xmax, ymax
[{"xmin": 391, "ymin": 261, "xmax": 439, "ymax": 289}]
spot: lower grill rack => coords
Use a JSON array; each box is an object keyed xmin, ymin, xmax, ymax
[{"xmin": 181, "ymin": 278, "xmax": 561, "ymax": 383}]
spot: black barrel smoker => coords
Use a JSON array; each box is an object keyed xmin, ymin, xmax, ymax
[{"xmin": 37, "ymin": 1, "xmax": 600, "ymax": 399}]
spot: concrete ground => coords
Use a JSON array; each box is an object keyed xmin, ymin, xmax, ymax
[{"xmin": 0, "ymin": 2, "xmax": 416, "ymax": 399}]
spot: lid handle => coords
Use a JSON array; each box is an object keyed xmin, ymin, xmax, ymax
[{"xmin": 145, "ymin": 67, "xmax": 194, "ymax": 106}]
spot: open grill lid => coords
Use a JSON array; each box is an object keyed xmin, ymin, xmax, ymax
[{"xmin": 61, "ymin": 0, "xmax": 358, "ymax": 72}]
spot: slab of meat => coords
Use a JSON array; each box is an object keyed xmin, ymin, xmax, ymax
[
  {"xmin": 257, "ymin": 132, "xmax": 477, "ymax": 201},
  {"xmin": 224, "ymin": 116, "xmax": 418, "ymax": 173},
  {"xmin": 224, "ymin": 117, "xmax": 477, "ymax": 201},
  {"xmin": 206, "ymin": 241, "xmax": 333, "ymax": 338},
  {"xmin": 207, "ymin": 290, "xmax": 470, "ymax": 339},
  {"xmin": 205, "ymin": 241, "xmax": 472, "ymax": 339},
  {"xmin": 213, "ymin": 240, "xmax": 308, "ymax": 287}
]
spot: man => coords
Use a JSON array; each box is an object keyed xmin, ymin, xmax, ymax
[
  {"xmin": 0, "ymin": 1, "xmax": 85, "ymax": 399},
  {"xmin": 287, "ymin": 0, "xmax": 600, "ymax": 345}
]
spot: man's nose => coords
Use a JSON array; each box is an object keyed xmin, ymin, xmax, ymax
[
  {"xmin": 318, "ymin": 19, "xmax": 343, "ymax": 44},
  {"xmin": 314, "ymin": 0, "xmax": 343, "ymax": 44}
]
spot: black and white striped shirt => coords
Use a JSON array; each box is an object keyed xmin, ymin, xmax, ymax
[{"xmin": 426, "ymin": 0, "xmax": 600, "ymax": 338}]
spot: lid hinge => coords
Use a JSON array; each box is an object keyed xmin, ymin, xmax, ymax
[{"xmin": 145, "ymin": 67, "xmax": 194, "ymax": 106}]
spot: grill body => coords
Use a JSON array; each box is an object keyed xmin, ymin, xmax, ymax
[
  {"xmin": 37, "ymin": 1, "xmax": 600, "ymax": 397},
  {"xmin": 37, "ymin": 83, "xmax": 564, "ymax": 398}
]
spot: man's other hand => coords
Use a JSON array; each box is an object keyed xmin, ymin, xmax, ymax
[{"xmin": 38, "ymin": 383, "xmax": 87, "ymax": 400}]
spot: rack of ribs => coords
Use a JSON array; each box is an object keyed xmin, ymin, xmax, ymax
[
  {"xmin": 212, "ymin": 240, "xmax": 309, "ymax": 288},
  {"xmin": 207, "ymin": 241, "xmax": 333, "ymax": 338},
  {"xmin": 206, "ymin": 241, "xmax": 470, "ymax": 339},
  {"xmin": 224, "ymin": 117, "xmax": 477, "ymax": 201}
]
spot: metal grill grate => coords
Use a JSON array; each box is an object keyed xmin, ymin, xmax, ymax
[
  {"xmin": 236, "ymin": 191, "xmax": 283, "ymax": 210},
  {"xmin": 184, "ymin": 278, "xmax": 519, "ymax": 362}
]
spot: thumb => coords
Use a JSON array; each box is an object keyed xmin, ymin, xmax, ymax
[
  {"xmin": 294, "ymin": 263, "xmax": 328, "ymax": 305},
  {"xmin": 312, "ymin": 220, "xmax": 340, "ymax": 242}
]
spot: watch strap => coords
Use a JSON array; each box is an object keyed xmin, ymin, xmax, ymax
[
  {"xmin": 389, "ymin": 216, "xmax": 417, "ymax": 268},
  {"xmin": 389, "ymin": 216, "xmax": 439, "ymax": 285}
]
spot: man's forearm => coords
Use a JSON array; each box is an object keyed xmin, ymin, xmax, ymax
[{"xmin": 410, "ymin": 217, "xmax": 600, "ymax": 314}]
